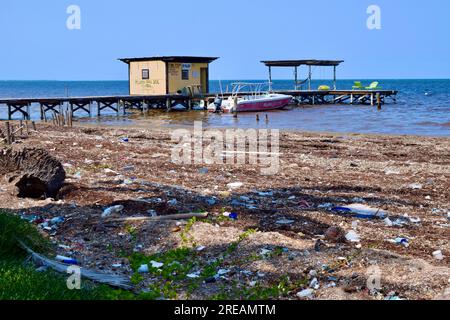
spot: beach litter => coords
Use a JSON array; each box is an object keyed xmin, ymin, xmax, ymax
[
  {"xmin": 55, "ymin": 255, "xmax": 78, "ymax": 265},
  {"xmin": 138, "ymin": 264, "xmax": 149, "ymax": 273},
  {"xmin": 318, "ymin": 203, "xmax": 334, "ymax": 210},
  {"xmin": 257, "ymin": 191, "xmax": 274, "ymax": 197},
  {"xmin": 297, "ymin": 289, "xmax": 314, "ymax": 299},
  {"xmin": 310, "ymin": 278, "xmax": 320, "ymax": 290},
  {"xmin": 333, "ymin": 204, "xmax": 387, "ymax": 219},
  {"xmin": 276, "ymin": 219, "xmax": 295, "ymax": 225},
  {"xmin": 409, "ymin": 183, "xmax": 423, "ymax": 190},
  {"xmin": 384, "ymin": 217, "xmax": 394, "ymax": 227},
  {"xmin": 227, "ymin": 182, "xmax": 243, "ymax": 190},
  {"xmin": 432, "ymin": 250, "xmax": 444, "ymax": 261},
  {"xmin": 168, "ymin": 199, "xmax": 178, "ymax": 206},
  {"xmin": 187, "ymin": 272, "xmax": 201, "ymax": 279},
  {"xmin": 389, "ymin": 237, "xmax": 410, "ymax": 248},
  {"xmin": 101, "ymin": 205, "xmax": 124, "ymax": 218},
  {"xmin": 345, "ymin": 231, "xmax": 361, "ymax": 243},
  {"xmin": 223, "ymin": 212, "xmax": 238, "ymax": 220},
  {"xmin": 150, "ymin": 261, "xmax": 164, "ymax": 269}
]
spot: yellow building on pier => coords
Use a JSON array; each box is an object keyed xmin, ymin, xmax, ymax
[{"xmin": 119, "ymin": 56, "xmax": 218, "ymax": 96}]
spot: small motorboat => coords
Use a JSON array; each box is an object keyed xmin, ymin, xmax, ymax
[{"xmin": 208, "ymin": 82, "xmax": 292, "ymax": 113}]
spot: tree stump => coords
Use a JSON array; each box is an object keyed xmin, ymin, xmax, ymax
[{"xmin": 0, "ymin": 148, "xmax": 66, "ymax": 199}]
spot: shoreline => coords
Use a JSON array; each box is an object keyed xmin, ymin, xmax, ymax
[{"xmin": 74, "ymin": 118, "xmax": 450, "ymax": 140}]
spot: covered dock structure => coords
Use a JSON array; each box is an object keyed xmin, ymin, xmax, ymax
[{"xmin": 261, "ymin": 59, "xmax": 344, "ymax": 91}]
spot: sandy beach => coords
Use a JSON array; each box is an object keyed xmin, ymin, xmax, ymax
[{"xmin": 1, "ymin": 122, "xmax": 449, "ymax": 300}]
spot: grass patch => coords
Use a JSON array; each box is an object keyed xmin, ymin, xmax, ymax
[
  {"xmin": 211, "ymin": 275, "xmax": 308, "ymax": 300},
  {"xmin": 0, "ymin": 210, "xmax": 134, "ymax": 300}
]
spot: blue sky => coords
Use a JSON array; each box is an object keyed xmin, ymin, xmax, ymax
[{"xmin": 0, "ymin": 0, "xmax": 449, "ymax": 80}]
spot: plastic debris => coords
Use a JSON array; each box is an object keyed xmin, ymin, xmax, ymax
[
  {"xmin": 390, "ymin": 238, "xmax": 409, "ymax": 247},
  {"xmin": 215, "ymin": 269, "xmax": 230, "ymax": 279},
  {"xmin": 318, "ymin": 203, "xmax": 334, "ymax": 209},
  {"xmin": 223, "ymin": 212, "xmax": 238, "ymax": 220},
  {"xmin": 150, "ymin": 261, "xmax": 164, "ymax": 269},
  {"xmin": 50, "ymin": 217, "xmax": 65, "ymax": 225},
  {"xmin": 333, "ymin": 204, "xmax": 387, "ymax": 219},
  {"xmin": 345, "ymin": 231, "xmax": 361, "ymax": 243},
  {"xmin": 148, "ymin": 210, "xmax": 157, "ymax": 217},
  {"xmin": 409, "ymin": 183, "xmax": 423, "ymax": 190},
  {"xmin": 227, "ymin": 182, "xmax": 243, "ymax": 190},
  {"xmin": 260, "ymin": 249, "xmax": 272, "ymax": 256},
  {"xmin": 187, "ymin": 272, "xmax": 201, "ymax": 279},
  {"xmin": 310, "ymin": 278, "xmax": 320, "ymax": 289},
  {"xmin": 198, "ymin": 168, "xmax": 209, "ymax": 174},
  {"xmin": 205, "ymin": 197, "xmax": 217, "ymax": 206},
  {"xmin": 384, "ymin": 218, "xmax": 394, "ymax": 227},
  {"xmin": 196, "ymin": 246, "xmax": 206, "ymax": 252},
  {"xmin": 432, "ymin": 250, "xmax": 444, "ymax": 261},
  {"xmin": 257, "ymin": 191, "xmax": 274, "ymax": 197},
  {"xmin": 120, "ymin": 137, "xmax": 129, "ymax": 143},
  {"xmin": 101, "ymin": 205, "xmax": 124, "ymax": 218},
  {"xmin": 55, "ymin": 255, "xmax": 78, "ymax": 265},
  {"xmin": 276, "ymin": 219, "xmax": 295, "ymax": 225},
  {"xmin": 168, "ymin": 199, "xmax": 178, "ymax": 206},
  {"xmin": 297, "ymin": 289, "xmax": 314, "ymax": 298},
  {"xmin": 138, "ymin": 264, "xmax": 149, "ymax": 273}
]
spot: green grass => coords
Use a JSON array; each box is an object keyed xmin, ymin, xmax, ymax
[{"xmin": 0, "ymin": 210, "xmax": 134, "ymax": 300}]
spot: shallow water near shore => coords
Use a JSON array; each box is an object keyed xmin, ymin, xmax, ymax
[{"xmin": 1, "ymin": 79, "xmax": 449, "ymax": 136}]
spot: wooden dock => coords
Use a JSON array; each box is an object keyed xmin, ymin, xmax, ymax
[{"xmin": 0, "ymin": 89, "xmax": 398, "ymax": 120}]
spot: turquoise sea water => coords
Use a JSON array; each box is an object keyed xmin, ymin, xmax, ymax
[{"xmin": 0, "ymin": 80, "xmax": 449, "ymax": 136}]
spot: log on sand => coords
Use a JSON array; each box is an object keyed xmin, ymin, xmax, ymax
[{"xmin": 0, "ymin": 148, "xmax": 65, "ymax": 198}]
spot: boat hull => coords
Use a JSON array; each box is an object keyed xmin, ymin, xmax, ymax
[{"xmin": 236, "ymin": 95, "xmax": 292, "ymax": 112}]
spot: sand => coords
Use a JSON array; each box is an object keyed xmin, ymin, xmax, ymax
[{"xmin": 1, "ymin": 122, "xmax": 449, "ymax": 300}]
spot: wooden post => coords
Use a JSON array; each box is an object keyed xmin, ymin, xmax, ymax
[
  {"xmin": 166, "ymin": 98, "xmax": 171, "ymax": 111},
  {"xmin": 370, "ymin": 93, "xmax": 374, "ymax": 106},
  {"xmin": 5, "ymin": 122, "xmax": 11, "ymax": 145},
  {"xmin": 333, "ymin": 65, "xmax": 337, "ymax": 90},
  {"xmin": 376, "ymin": 93, "xmax": 381, "ymax": 110},
  {"xmin": 294, "ymin": 66, "xmax": 298, "ymax": 90},
  {"xmin": 26, "ymin": 103, "xmax": 31, "ymax": 120},
  {"xmin": 7, "ymin": 105, "xmax": 12, "ymax": 120},
  {"xmin": 19, "ymin": 120, "xmax": 23, "ymax": 135},
  {"xmin": 40, "ymin": 105, "xmax": 44, "ymax": 120},
  {"xmin": 308, "ymin": 65, "xmax": 312, "ymax": 91},
  {"xmin": 268, "ymin": 66, "xmax": 272, "ymax": 91},
  {"xmin": 25, "ymin": 121, "xmax": 30, "ymax": 135}
]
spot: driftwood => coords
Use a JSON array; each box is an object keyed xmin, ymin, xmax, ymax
[
  {"xmin": 0, "ymin": 148, "xmax": 66, "ymax": 198},
  {"xmin": 18, "ymin": 240, "xmax": 132, "ymax": 290},
  {"xmin": 101, "ymin": 212, "xmax": 209, "ymax": 224}
]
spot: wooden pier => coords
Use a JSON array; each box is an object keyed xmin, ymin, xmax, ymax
[{"xmin": 0, "ymin": 89, "xmax": 398, "ymax": 120}]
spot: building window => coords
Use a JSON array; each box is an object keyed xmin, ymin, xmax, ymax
[
  {"xmin": 142, "ymin": 69, "xmax": 149, "ymax": 80},
  {"xmin": 182, "ymin": 69, "xmax": 190, "ymax": 80}
]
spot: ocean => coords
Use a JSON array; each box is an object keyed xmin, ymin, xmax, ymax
[{"xmin": 0, "ymin": 79, "xmax": 449, "ymax": 137}]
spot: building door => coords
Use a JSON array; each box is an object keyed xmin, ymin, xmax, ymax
[{"xmin": 200, "ymin": 68, "xmax": 208, "ymax": 94}]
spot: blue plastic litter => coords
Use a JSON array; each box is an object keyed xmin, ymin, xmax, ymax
[{"xmin": 229, "ymin": 213, "xmax": 238, "ymax": 220}]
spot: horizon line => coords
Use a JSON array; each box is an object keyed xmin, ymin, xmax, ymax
[{"xmin": 1, "ymin": 78, "xmax": 450, "ymax": 82}]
